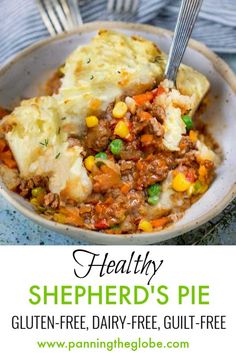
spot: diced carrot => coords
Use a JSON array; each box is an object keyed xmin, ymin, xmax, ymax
[
  {"xmin": 95, "ymin": 203, "xmax": 105, "ymax": 213},
  {"xmin": 0, "ymin": 150, "xmax": 11, "ymax": 159},
  {"xmin": 136, "ymin": 160, "xmax": 144, "ymax": 171},
  {"xmin": 121, "ymin": 182, "xmax": 131, "ymax": 194},
  {"xmin": 139, "ymin": 111, "xmax": 152, "ymax": 121},
  {"xmin": 65, "ymin": 215, "xmax": 83, "ymax": 227},
  {"xmin": 151, "ymin": 217, "xmax": 170, "ymax": 229},
  {"xmin": 133, "ymin": 92, "xmax": 153, "ymax": 106},
  {"xmin": 3, "ymin": 158, "xmax": 17, "ymax": 169},
  {"xmin": 140, "ymin": 134, "xmax": 153, "ymax": 144},
  {"xmin": 0, "ymin": 150, "xmax": 17, "ymax": 169},
  {"xmin": 152, "ymin": 86, "xmax": 165, "ymax": 98},
  {"xmin": 0, "ymin": 139, "xmax": 6, "ymax": 153},
  {"xmin": 199, "ymin": 165, "xmax": 207, "ymax": 178},
  {"xmin": 93, "ymin": 165, "xmax": 121, "ymax": 192},
  {"xmin": 104, "ymin": 196, "xmax": 113, "ymax": 204},
  {"xmin": 198, "ymin": 165, "xmax": 208, "ymax": 184},
  {"xmin": 189, "ymin": 130, "xmax": 198, "ymax": 143}
]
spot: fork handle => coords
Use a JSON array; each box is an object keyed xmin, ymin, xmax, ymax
[{"xmin": 165, "ymin": 0, "xmax": 203, "ymax": 82}]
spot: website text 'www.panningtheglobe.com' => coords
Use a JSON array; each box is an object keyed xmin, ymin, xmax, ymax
[{"xmin": 36, "ymin": 338, "xmax": 190, "ymax": 351}]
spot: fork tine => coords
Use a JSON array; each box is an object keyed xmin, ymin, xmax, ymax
[
  {"xmin": 131, "ymin": 0, "xmax": 139, "ymax": 14},
  {"xmin": 107, "ymin": 0, "xmax": 139, "ymax": 15},
  {"xmin": 53, "ymin": 0, "xmax": 74, "ymax": 31},
  {"xmin": 44, "ymin": 0, "xmax": 64, "ymax": 33},
  {"xmin": 59, "ymin": 0, "xmax": 74, "ymax": 27},
  {"xmin": 124, "ymin": 0, "xmax": 132, "ymax": 12},
  {"xmin": 37, "ymin": 0, "xmax": 83, "ymax": 35},
  {"xmin": 107, "ymin": 0, "xmax": 116, "ymax": 13},
  {"xmin": 59, "ymin": 0, "xmax": 80, "ymax": 28},
  {"xmin": 68, "ymin": 0, "xmax": 83, "ymax": 26},
  {"xmin": 115, "ymin": 0, "xmax": 124, "ymax": 13},
  {"xmin": 37, "ymin": 0, "xmax": 57, "ymax": 36}
]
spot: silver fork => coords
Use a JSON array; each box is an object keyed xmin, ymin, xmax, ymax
[
  {"xmin": 165, "ymin": 0, "xmax": 203, "ymax": 82},
  {"xmin": 37, "ymin": 0, "xmax": 83, "ymax": 36},
  {"xmin": 107, "ymin": 0, "xmax": 139, "ymax": 19}
]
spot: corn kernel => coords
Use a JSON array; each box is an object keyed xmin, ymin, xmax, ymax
[
  {"xmin": 114, "ymin": 121, "xmax": 130, "ymax": 138},
  {"xmin": 84, "ymin": 155, "xmax": 95, "ymax": 172},
  {"xmin": 172, "ymin": 173, "xmax": 191, "ymax": 192},
  {"xmin": 138, "ymin": 219, "xmax": 153, "ymax": 232},
  {"xmin": 86, "ymin": 115, "xmax": 99, "ymax": 128},
  {"xmin": 112, "ymin": 101, "xmax": 128, "ymax": 118},
  {"xmin": 189, "ymin": 130, "xmax": 198, "ymax": 143},
  {"xmin": 30, "ymin": 198, "xmax": 38, "ymax": 206},
  {"xmin": 53, "ymin": 213, "xmax": 66, "ymax": 224}
]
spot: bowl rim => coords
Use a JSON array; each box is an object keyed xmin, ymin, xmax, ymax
[{"xmin": 0, "ymin": 21, "xmax": 236, "ymax": 244}]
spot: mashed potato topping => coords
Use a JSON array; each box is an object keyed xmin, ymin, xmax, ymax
[
  {"xmin": 155, "ymin": 79, "xmax": 194, "ymax": 151},
  {"xmin": 196, "ymin": 139, "xmax": 220, "ymax": 165},
  {"xmin": 2, "ymin": 97, "xmax": 92, "ymax": 202},
  {"xmin": 56, "ymin": 30, "xmax": 165, "ymax": 135}
]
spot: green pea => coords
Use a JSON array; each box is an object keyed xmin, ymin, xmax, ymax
[
  {"xmin": 31, "ymin": 187, "xmax": 45, "ymax": 198},
  {"xmin": 193, "ymin": 180, "xmax": 202, "ymax": 195},
  {"xmin": 95, "ymin": 152, "xmax": 107, "ymax": 160},
  {"xmin": 181, "ymin": 115, "xmax": 193, "ymax": 130},
  {"xmin": 147, "ymin": 183, "xmax": 161, "ymax": 197},
  {"xmin": 109, "ymin": 139, "xmax": 123, "ymax": 155},
  {"xmin": 111, "ymin": 225, "xmax": 120, "ymax": 230},
  {"xmin": 37, "ymin": 206, "xmax": 46, "ymax": 213},
  {"xmin": 148, "ymin": 195, "xmax": 159, "ymax": 206}
]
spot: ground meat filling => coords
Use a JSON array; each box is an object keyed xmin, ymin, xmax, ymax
[
  {"xmin": 18, "ymin": 176, "xmax": 49, "ymax": 197},
  {"xmin": 43, "ymin": 192, "xmax": 60, "ymax": 209},
  {"xmin": 84, "ymin": 119, "xmax": 111, "ymax": 152},
  {"xmin": 135, "ymin": 154, "xmax": 171, "ymax": 189},
  {"xmin": 0, "ymin": 82, "xmax": 218, "ymax": 234}
]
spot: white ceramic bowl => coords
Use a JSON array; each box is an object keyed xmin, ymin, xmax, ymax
[{"xmin": 0, "ymin": 22, "xmax": 236, "ymax": 245}]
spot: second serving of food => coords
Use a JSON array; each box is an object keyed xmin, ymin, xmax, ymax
[{"xmin": 0, "ymin": 30, "xmax": 220, "ymax": 234}]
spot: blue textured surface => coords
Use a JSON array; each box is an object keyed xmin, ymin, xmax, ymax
[
  {"xmin": 0, "ymin": 196, "xmax": 86, "ymax": 245},
  {"xmin": 0, "ymin": 54, "xmax": 235, "ymax": 245}
]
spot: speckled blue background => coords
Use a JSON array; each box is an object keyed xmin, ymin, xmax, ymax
[{"xmin": 0, "ymin": 54, "xmax": 235, "ymax": 245}]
